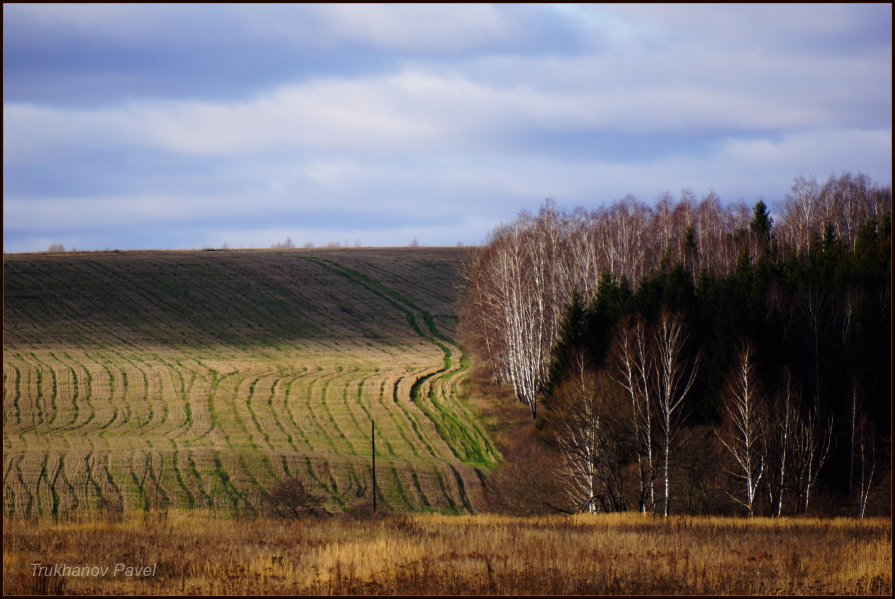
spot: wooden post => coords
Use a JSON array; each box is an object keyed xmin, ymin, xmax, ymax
[{"xmin": 372, "ymin": 418, "xmax": 377, "ymax": 513}]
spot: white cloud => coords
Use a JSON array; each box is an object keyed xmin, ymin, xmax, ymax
[
  {"xmin": 7, "ymin": 50, "xmax": 888, "ymax": 166},
  {"xmin": 3, "ymin": 103, "xmax": 138, "ymax": 163},
  {"xmin": 7, "ymin": 126, "xmax": 887, "ymax": 236},
  {"xmin": 6, "ymin": 4, "xmax": 528, "ymax": 54},
  {"xmin": 5, "ymin": 195, "xmax": 215, "ymax": 232},
  {"xmin": 308, "ymin": 4, "xmax": 513, "ymax": 51},
  {"xmin": 592, "ymin": 5, "xmax": 891, "ymax": 55}
]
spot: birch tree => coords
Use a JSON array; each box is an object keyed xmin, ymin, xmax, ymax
[
  {"xmin": 849, "ymin": 387, "xmax": 876, "ymax": 518},
  {"xmin": 460, "ymin": 207, "xmax": 572, "ymax": 419},
  {"xmin": 780, "ymin": 174, "xmax": 821, "ymax": 256},
  {"xmin": 612, "ymin": 316, "xmax": 656, "ymax": 514},
  {"xmin": 765, "ymin": 371, "xmax": 797, "ymax": 517},
  {"xmin": 554, "ymin": 354, "xmax": 628, "ymax": 513},
  {"xmin": 694, "ymin": 192, "xmax": 720, "ymax": 275},
  {"xmin": 792, "ymin": 405, "xmax": 833, "ymax": 514},
  {"xmin": 567, "ymin": 207, "xmax": 602, "ymax": 302},
  {"xmin": 855, "ymin": 413, "xmax": 875, "ymax": 519},
  {"xmin": 718, "ymin": 343, "xmax": 766, "ymax": 517},
  {"xmin": 653, "ymin": 310, "xmax": 699, "ymax": 517}
]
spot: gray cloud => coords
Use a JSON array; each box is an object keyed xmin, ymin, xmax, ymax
[{"xmin": 3, "ymin": 4, "xmax": 891, "ymax": 253}]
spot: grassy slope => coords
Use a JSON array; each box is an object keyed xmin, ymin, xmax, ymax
[{"xmin": 3, "ymin": 248, "xmax": 498, "ymax": 517}]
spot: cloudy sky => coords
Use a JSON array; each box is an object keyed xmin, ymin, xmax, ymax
[{"xmin": 3, "ymin": 4, "xmax": 891, "ymax": 252}]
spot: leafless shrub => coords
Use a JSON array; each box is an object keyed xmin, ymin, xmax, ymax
[
  {"xmin": 265, "ymin": 477, "xmax": 329, "ymax": 519},
  {"xmin": 271, "ymin": 237, "xmax": 295, "ymax": 249}
]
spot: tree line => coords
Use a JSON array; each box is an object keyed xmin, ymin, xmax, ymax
[{"xmin": 460, "ymin": 172, "xmax": 890, "ymax": 517}]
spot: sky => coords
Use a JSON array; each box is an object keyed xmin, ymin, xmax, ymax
[{"xmin": 3, "ymin": 4, "xmax": 892, "ymax": 252}]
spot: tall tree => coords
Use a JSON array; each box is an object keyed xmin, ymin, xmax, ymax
[
  {"xmin": 765, "ymin": 371, "xmax": 797, "ymax": 517},
  {"xmin": 653, "ymin": 310, "xmax": 700, "ymax": 517},
  {"xmin": 718, "ymin": 343, "xmax": 766, "ymax": 517},
  {"xmin": 854, "ymin": 413, "xmax": 876, "ymax": 519},
  {"xmin": 749, "ymin": 199, "xmax": 774, "ymax": 261},
  {"xmin": 792, "ymin": 405, "xmax": 833, "ymax": 514},
  {"xmin": 612, "ymin": 316, "xmax": 657, "ymax": 514},
  {"xmin": 554, "ymin": 355, "xmax": 628, "ymax": 513}
]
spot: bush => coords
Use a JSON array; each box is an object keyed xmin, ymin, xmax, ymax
[
  {"xmin": 265, "ymin": 477, "xmax": 328, "ymax": 518},
  {"xmin": 271, "ymin": 237, "xmax": 295, "ymax": 249}
]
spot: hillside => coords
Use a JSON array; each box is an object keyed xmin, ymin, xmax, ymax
[{"xmin": 3, "ymin": 248, "xmax": 498, "ymax": 517}]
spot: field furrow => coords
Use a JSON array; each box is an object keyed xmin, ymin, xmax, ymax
[{"xmin": 4, "ymin": 249, "xmax": 498, "ymax": 518}]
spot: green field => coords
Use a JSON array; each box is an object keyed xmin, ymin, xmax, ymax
[{"xmin": 3, "ymin": 248, "xmax": 499, "ymax": 517}]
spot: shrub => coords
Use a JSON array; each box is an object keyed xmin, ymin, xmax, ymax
[
  {"xmin": 265, "ymin": 478, "xmax": 328, "ymax": 518},
  {"xmin": 271, "ymin": 237, "xmax": 295, "ymax": 249}
]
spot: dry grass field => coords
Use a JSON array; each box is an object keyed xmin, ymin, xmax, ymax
[
  {"xmin": 4, "ymin": 248, "xmax": 497, "ymax": 518},
  {"xmin": 2, "ymin": 511, "xmax": 890, "ymax": 595}
]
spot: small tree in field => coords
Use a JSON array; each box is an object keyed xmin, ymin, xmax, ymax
[
  {"xmin": 47, "ymin": 243, "xmax": 65, "ymax": 253},
  {"xmin": 266, "ymin": 477, "xmax": 328, "ymax": 518}
]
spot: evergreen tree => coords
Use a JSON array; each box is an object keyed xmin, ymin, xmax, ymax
[
  {"xmin": 750, "ymin": 200, "xmax": 774, "ymax": 244},
  {"xmin": 546, "ymin": 288, "xmax": 588, "ymax": 395}
]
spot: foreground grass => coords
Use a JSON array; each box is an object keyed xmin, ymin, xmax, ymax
[{"xmin": 3, "ymin": 512, "xmax": 890, "ymax": 595}]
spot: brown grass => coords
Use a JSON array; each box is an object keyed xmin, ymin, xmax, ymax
[{"xmin": 3, "ymin": 511, "xmax": 890, "ymax": 595}]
